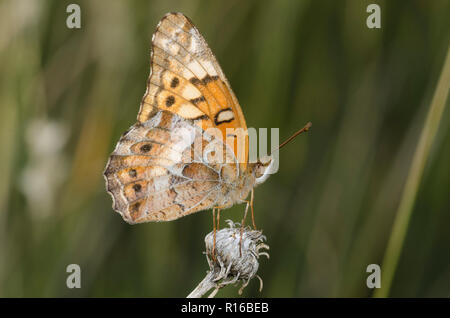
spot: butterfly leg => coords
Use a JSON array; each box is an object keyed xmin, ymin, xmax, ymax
[
  {"xmin": 211, "ymin": 206, "xmax": 222, "ymax": 262},
  {"xmin": 216, "ymin": 208, "xmax": 221, "ymax": 231},
  {"xmin": 212, "ymin": 207, "xmax": 217, "ymax": 261},
  {"xmin": 250, "ymin": 189, "xmax": 256, "ymax": 229},
  {"xmin": 239, "ymin": 200, "xmax": 251, "ymax": 257}
]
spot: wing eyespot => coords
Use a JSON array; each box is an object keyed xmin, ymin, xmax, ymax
[
  {"xmin": 214, "ymin": 107, "xmax": 235, "ymax": 125},
  {"xmin": 140, "ymin": 144, "xmax": 153, "ymax": 153}
]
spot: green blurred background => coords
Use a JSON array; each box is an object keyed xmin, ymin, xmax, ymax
[{"xmin": 1, "ymin": 0, "xmax": 449, "ymax": 297}]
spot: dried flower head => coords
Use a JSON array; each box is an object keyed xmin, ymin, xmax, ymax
[{"xmin": 187, "ymin": 220, "xmax": 269, "ymax": 298}]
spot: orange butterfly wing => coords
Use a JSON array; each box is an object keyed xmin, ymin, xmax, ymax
[
  {"xmin": 137, "ymin": 12, "xmax": 249, "ymax": 170},
  {"xmin": 104, "ymin": 13, "xmax": 252, "ymax": 224}
]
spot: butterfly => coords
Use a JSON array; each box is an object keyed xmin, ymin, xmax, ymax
[{"xmin": 104, "ymin": 12, "xmax": 310, "ymax": 229}]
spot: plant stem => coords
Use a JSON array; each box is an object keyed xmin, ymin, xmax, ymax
[
  {"xmin": 374, "ymin": 45, "xmax": 450, "ymax": 297},
  {"xmin": 187, "ymin": 271, "xmax": 217, "ymax": 298}
]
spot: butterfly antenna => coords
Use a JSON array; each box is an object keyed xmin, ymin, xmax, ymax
[{"xmin": 277, "ymin": 122, "xmax": 312, "ymax": 151}]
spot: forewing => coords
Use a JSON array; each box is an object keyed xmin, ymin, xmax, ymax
[{"xmin": 137, "ymin": 12, "xmax": 248, "ymax": 169}]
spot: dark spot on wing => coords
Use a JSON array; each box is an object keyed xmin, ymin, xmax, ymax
[
  {"xmin": 191, "ymin": 114, "xmax": 209, "ymax": 121},
  {"xmin": 170, "ymin": 77, "xmax": 179, "ymax": 88},
  {"xmin": 190, "ymin": 96, "xmax": 206, "ymax": 105},
  {"xmin": 129, "ymin": 169, "xmax": 137, "ymax": 178},
  {"xmin": 202, "ymin": 75, "xmax": 219, "ymax": 85},
  {"xmin": 140, "ymin": 144, "xmax": 152, "ymax": 153},
  {"xmin": 166, "ymin": 95, "xmax": 175, "ymax": 107},
  {"xmin": 189, "ymin": 77, "xmax": 201, "ymax": 85},
  {"xmin": 133, "ymin": 184, "xmax": 142, "ymax": 192},
  {"xmin": 131, "ymin": 202, "xmax": 140, "ymax": 212}
]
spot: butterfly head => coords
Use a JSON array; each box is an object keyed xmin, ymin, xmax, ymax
[
  {"xmin": 253, "ymin": 155, "xmax": 276, "ymax": 186},
  {"xmin": 252, "ymin": 122, "xmax": 312, "ymax": 186}
]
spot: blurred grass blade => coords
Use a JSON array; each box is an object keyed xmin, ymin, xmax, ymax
[{"xmin": 374, "ymin": 45, "xmax": 450, "ymax": 298}]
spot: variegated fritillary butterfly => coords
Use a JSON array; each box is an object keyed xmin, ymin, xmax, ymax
[{"xmin": 104, "ymin": 12, "xmax": 310, "ymax": 226}]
